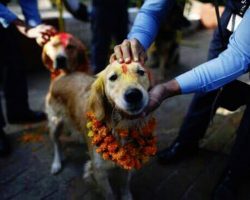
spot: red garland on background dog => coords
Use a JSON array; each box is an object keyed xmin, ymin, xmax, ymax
[{"xmin": 86, "ymin": 112, "xmax": 157, "ymax": 170}]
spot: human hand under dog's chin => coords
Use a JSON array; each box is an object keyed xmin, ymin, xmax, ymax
[
  {"xmin": 140, "ymin": 80, "xmax": 182, "ymax": 117},
  {"xmin": 140, "ymin": 84, "xmax": 166, "ymax": 117},
  {"xmin": 110, "ymin": 38, "xmax": 147, "ymax": 65}
]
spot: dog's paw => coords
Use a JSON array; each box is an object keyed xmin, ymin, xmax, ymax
[
  {"xmin": 51, "ymin": 162, "xmax": 62, "ymax": 174},
  {"xmin": 83, "ymin": 160, "xmax": 93, "ymax": 179}
]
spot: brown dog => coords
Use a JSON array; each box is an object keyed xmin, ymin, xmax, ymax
[
  {"xmin": 42, "ymin": 32, "xmax": 89, "ymax": 79},
  {"xmin": 43, "ymin": 34, "xmax": 155, "ymax": 200}
]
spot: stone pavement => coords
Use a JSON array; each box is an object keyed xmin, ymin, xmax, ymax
[{"xmin": 1, "ymin": 29, "xmax": 250, "ymax": 200}]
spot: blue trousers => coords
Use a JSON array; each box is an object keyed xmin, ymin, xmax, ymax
[
  {"xmin": 176, "ymin": 8, "xmax": 250, "ymax": 178},
  {"xmin": 90, "ymin": 2, "xmax": 128, "ymax": 74}
]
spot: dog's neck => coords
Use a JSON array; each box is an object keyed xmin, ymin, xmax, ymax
[{"xmin": 103, "ymin": 100, "xmax": 149, "ymax": 132}]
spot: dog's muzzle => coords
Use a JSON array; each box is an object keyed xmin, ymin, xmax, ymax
[
  {"xmin": 124, "ymin": 88, "xmax": 144, "ymax": 112},
  {"xmin": 55, "ymin": 55, "xmax": 67, "ymax": 70}
]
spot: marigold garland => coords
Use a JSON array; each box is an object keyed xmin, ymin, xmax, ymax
[{"xmin": 86, "ymin": 112, "xmax": 157, "ymax": 170}]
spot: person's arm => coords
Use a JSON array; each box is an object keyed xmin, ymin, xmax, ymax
[
  {"xmin": 63, "ymin": 0, "xmax": 89, "ymax": 22},
  {"xmin": 176, "ymin": 9, "xmax": 250, "ymax": 93},
  {"xmin": 128, "ymin": 0, "xmax": 172, "ymax": 50},
  {"xmin": 19, "ymin": 0, "xmax": 41, "ymax": 27},
  {"xmin": 111, "ymin": 0, "xmax": 172, "ymax": 64},
  {"xmin": 142, "ymin": 9, "xmax": 250, "ymax": 116},
  {"xmin": 0, "ymin": 1, "xmax": 56, "ymax": 45},
  {"xmin": 0, "ymin": 3, "xmax": 19, "ymax": 28}
]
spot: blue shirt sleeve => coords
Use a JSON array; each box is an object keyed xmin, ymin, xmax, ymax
[
  {"xmin": 128, "ymin": 0, "xmax": 172, "ymax": 50},
  {"xmin": 0, "ymin": 1, "xmax": 41, "ymax": 28},
  {"xmin": 176, "ymin": 9, "xmax": 250, "ymax": 94},
  {"xmin": 0, "ymin": 3, "xmax": 18, "ymax": 28},
  {"xmin": 19, "ymin": 0, "xmax": 41, "ymax": 27}
]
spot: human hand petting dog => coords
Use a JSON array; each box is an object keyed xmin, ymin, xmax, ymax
[
  {"xmin": 13, "ymin": 19, "xmax": 57, "ymax": 46},
  {"xmin": 110, "ymin": 38, "xmax": 147, "ymax": 65},
  {"xmin": 28, "ymin": 24, "xmax": 57, "ymax": 46}
]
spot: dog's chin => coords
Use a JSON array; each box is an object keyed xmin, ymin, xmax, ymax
[
  {"xmin": 113, "ymin": 96, "xmax": 148, "ymax": 118},
  {"xmin": 115, "ymin": 102, "xmax": 146, "ymax": 117}
]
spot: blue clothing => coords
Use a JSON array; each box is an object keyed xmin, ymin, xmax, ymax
[
  {"xmin": 91, "ymin": 0, "xmax": 128, "ymax": 74},
  {"xmin": 176, "ymin": 10, "xmax": 250, "ymax": 93},
  {"xmin": 0, "ymin": 0, "xmax": 41, "ymax": 28},
  {"xmin": 128, "ymin": 0, "xmax": 170, "ymax": 50},
  {"xmin": 128, "ymin": 0, "xmax": 250, "ymax": 94}
]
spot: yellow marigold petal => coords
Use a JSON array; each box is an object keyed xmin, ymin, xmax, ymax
[
  {"xmin": 86, "ymin": 122, "xmax": 92, "ymax": 128},
  {"xmin": 88, "ymin": 131, "xmax": 94, "ymax": 137}
]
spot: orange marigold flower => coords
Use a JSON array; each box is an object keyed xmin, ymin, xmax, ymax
[
  {"xmin": 142, "ymin": 146, "xmax": 157, "ymax": 156},
  {"xmin": 104, "ymin": 135, "xmax": 115, "ymax": 143},
  {"xmin": 96, "ymin": 147, "xmax": 102, "ymax": 153},
  {"xmin": 93, "ymin": 120, "xmax": 102, "ymax": 128},
  {"xmin": 92, "ymin": 135, "xmax": 103, "ymax": 145},
  {"xmin": 118, "ymin": 130, "xmax": 129, "ymax": 138},
  {"xmin": 102, "ymin": 152, "xmax": 110, "ymax": 160},
  {"xmin": 108, "ymin": 142, "xmax": 119, "ymax": 153},
  {"xmin": 136, "ymin": 137, "xmax": 146, "ymax": 146},
  {"xmin": 131, "ymin": 130, "xmax": 139, "ymax": 138},
  {"xmin": 99, "ymin": 127, "xmax": 108, "ymax": 137},
  {"xmin": 98, "ymin": 142, "xmax": 108, "ymax": 151}
]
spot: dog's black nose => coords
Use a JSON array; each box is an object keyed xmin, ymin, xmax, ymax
[
  {"xmin": 124, "ymin": 88, "xmax": 143, "ymax": 104},
  {"xmin": 55, "ymin": 55, "xmax": 67, "ymax": 69}
]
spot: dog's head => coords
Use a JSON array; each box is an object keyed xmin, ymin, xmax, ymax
[
  {"xmin": 42, "ymin": 33, "xmax": 88, "ymax": 76},
  {"xmin": 88, "ymin": 61, "xmax": 151, "ymax": 120}
]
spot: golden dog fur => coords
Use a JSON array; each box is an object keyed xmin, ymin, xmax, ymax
[{"xmin": 43, "ymin": 33, "xmax": 153, "ymax": 200}]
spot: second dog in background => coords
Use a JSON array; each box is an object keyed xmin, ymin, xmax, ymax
[{"xmin": 42, "ymin": 32, "xmax": 89, "ymax": 79}]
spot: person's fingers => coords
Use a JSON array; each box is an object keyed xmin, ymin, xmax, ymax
[
  {"xmin": 139, "ymin": 52, "xmax": 147, "ymax": 65},
  {"xmin": 121, "ymin": 39, "xmax": 132, "ymax": 63},
  {"xmin": 109, "ymin": 53, "xmax": 117, "ymax": 63},
  {"xmin": 130, "ymin": 39, "xmax": 140, "ymax": 62},
  {"xmin": 114, "ymin": 45, "xmax": 124, "ymax": 63},
  {"xmin": 142, "ymin": 96, "xmax": 161, "ymax": 116},
  {"xmin": 36, "ymin": 37, "xmax": 44, "ymax": 46},
  {"xmin": 38, "ymin": 24, "xmax": 57, "ymax": 36},
  {"xmin": 45, "ymin": 28, "xmax": 56, "ymax": 36}
]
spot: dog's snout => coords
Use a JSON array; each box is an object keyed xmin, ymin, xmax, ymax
[
  {"xmin": 55, "ymin": 55, "xmax": 67, "ymax": 69},
  {"xmin": 124, "ymin": 88, "xmax": 143, "ymax": 104}
]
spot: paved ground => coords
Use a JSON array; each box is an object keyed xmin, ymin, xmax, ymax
[{"xmin": 1, "ymin": 29, "xmax": 250, "ymax": 200}]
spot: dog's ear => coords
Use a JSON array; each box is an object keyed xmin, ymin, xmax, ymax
[
  {"xmin": 76, "ymin": 40, "xmax": 89, "ymax": 72},
  {"xmin": 88, "ymin": 72, "xmax": 105, "ymax": 121},
  {"xmin": 42, "ymin": 48, "xmax": 53, "ymax": 71}
]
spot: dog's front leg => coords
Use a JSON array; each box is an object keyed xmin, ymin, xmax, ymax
[
  {"xmin": 93, "ymin": 154, "xmax": 115, "ymax": 200},
  {"xmin": 121, "ymin": 171, "xmax": 133, "ymax": 200},
  {"xmin": 49, "ymin": 117, "xmax": 64, "ymax": 174}
]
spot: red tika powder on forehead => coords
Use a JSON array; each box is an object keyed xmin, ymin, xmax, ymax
[
  {"xmin": 58, "ymin": 32, "xmax": 72, "ymax": 47},
  {"xmin": 122, "ymin": 64, "xmax": 128, "ymax": 74}
]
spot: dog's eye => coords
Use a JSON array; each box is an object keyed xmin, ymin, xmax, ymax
[
  {"xmin": 67, "ymin": 45, "xmax": 75, "ymax": 50},
  {"xmin": 137, "ymin": 69, "xmax": 145, "ymax": 76},
  {"xmin": 109, "ymin": 74, "xmax": 118, "ymax": 81}
]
